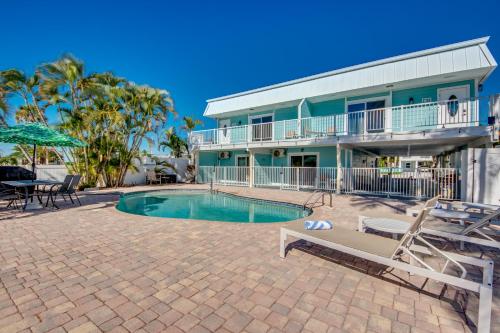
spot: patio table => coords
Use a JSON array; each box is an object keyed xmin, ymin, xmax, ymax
[
  {"xmin": 1, "ymin": 179, "xmax": 63, "ymax": 210},
  {"xmin": 358, "ymin": 217, "xmax": 409, "ymax": 239},
  {"xmin": 462, "ymin": 202, "xmax": 500, "ymax": 214},
  {"xmin": 429, "ymin": 208, "xmax": 470, "ymax": 221}
]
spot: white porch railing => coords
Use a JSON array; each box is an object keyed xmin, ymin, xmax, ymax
[
  {"xmin": 197, "ymin": 166, "xmax": 460, "ymax": 200},
  {"xmin": 198, "ymin": 166, "xmax": 250, "ymax": 186},
  {"xmin": 190, "ymin": 96, "xmax": 490, "ymax": 147},
  {"xmin": 342, "ymin": 167, "xmax": 460, "ymax": 200}
]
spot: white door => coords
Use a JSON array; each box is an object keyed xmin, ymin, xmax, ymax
[
  {"xmin": 437, "ymin": 86, "xmax": 471, "ymax": 128},
  {"xmin": 218, "ymin": 119, "xmax": 231, "ymax": 144}
]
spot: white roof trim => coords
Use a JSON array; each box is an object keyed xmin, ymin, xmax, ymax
[{"xmin": 205, "ymin": 37, "xmax": 496, "ymax": 117}]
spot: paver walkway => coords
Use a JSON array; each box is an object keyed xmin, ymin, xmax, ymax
[{"xmin": 0, "ymin": 184, "xmax": 498, "ymax": 332}]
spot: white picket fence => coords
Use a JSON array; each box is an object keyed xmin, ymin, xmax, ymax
[{"xmin": 197, "ymin": 166, "xmax": 460, "ymax": 200}]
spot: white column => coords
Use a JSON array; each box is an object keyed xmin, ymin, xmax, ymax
[
  {"xmin": 386, "ymin": 90, "xmax": 393, "ymax": 133},
  {"xmin": 336, "ymin": 143, "xmax": 342, "ymax": 194},
  {"xmin": 194, "ymin": 150, "xmax": 200, "ymax": 183},
  {"xmin": 249, "ymin": 150, "xmax": 255, "ymax": 187},
  {"xmin": 298, "ymin": 98, "xmax": 305, "ymax": 138}
]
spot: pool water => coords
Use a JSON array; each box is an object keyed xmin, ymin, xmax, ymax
[{"xmin": 117, "ymin": 190, "xmax": 309, "ymax": 223}]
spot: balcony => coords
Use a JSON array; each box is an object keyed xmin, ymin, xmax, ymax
[{"xmin": 190, "ymin": 96, "xmax": 496, "ymax": 147}]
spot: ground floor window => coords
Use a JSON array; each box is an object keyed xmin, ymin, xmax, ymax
[
  {"xmin": 289, "ymin": 154, "xmax": 318, "ymax": 167},
  {"xmin": 236, "ymin": 155, "xmax": 249, "ymax": 167}
]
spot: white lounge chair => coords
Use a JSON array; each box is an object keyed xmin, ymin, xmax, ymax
[
  {"xmin": 360, "ymin": 208, "xmax": 500, "ymax": 250},
  {"xmin": 280, "ymin": 198, "xmax": 494, "ymax": 333}
]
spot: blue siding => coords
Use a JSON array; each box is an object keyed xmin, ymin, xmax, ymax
[
  {"xmin": 274, "ymin": 106, "xmax": 298, "ymax": 121},
  {"xmin": 392, "ymin": 80, "xmax": 475, "ymax": 106},
  {"xmin": 309, "ymin": 99, "xmax": 344, "ymax": 117},
  {"xmin": 211, "ymin": 80, "xmax": 478, "ymax": 133},
  {"xmin": 199, "ymin": 152, "xmax": 218, "ymax": 166},
  {"xmin": 347, "ymin": 92, "xmax": 390, "ymax": 102},
  {"xmin": 199, "ymin": 150, "xmax": 247, "ymax": 166},
  {"xmin": 391, "ymin": 80, "xmax": 476, "ymax": 130},
  {"xmin": 255, "ymin": 154, "xmax": 272, "ymax": 167},
  {"xmin": 272, "ymin": 147, "xmax": 338, "ymax": 167}
]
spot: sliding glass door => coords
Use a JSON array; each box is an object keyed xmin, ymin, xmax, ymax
[
  {"xmin": 251, "ymin": 115, "xmax": 273, "ymax": 141},
  {"xmin": 347, "ymin": 99, "xmax": 386, "ymax": 134}
]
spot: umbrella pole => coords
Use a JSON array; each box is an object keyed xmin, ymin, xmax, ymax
[{"xmin": 32, "ymin": 143, "xmax": 36, "ymax": 180}]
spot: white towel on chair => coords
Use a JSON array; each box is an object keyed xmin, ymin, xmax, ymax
[
  {"xmin": 304, "ymin": 220, "xmax": 333, "ymax": 230},
  {"xmin": 434, "ymin": 202, "xmax": 443, "ymax": 209}
]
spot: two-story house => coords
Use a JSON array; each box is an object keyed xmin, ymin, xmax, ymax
[{"xmin": 190, "ymin": 37, "xmax": 498, "ymax": 199}]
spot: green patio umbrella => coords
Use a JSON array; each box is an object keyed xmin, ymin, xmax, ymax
[{"xmin": 0, "ymin": 122, "xmax": 86, "ymax": 179}]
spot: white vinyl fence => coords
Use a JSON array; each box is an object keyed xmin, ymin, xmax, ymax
[
  {"xmin": 30, "ymin": 165, "xmax": 68, "ymax": 181},
  {"xmin": 197, "ymin": 166, "xmax": 460, "ymax": 200},
  {"xmin": 342, "ymin": 168, "xmax": 460, "ymax": 200}
]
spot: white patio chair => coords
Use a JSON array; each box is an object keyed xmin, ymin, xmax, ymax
[
  {"xmin": 361, "ymin": 208, "xmax": 500, "ymax": 250},
  {"xmin": 280, "ymin": 197, "xmax": 494, "ymax": 333}
]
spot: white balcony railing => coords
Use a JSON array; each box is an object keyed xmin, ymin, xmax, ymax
[
  {"xmin": 190, "ymin": 95, "xmax": 494, "ymax": 146},
  {"xmin": 198, "ymin": 166, "xmax": 461, "ymax": 200}
]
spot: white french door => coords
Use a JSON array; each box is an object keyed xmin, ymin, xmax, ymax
[{"xmin": 437, "ymin": 86, "xmax": 471, "ymax": 128}]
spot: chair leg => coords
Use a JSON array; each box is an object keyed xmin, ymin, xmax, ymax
[
  {"xmin": 478, "ymin": 284, "xmax": 492, "ymax": 332},
  {"xmin": 74, "ymin": 192, "xmax": 82, "ymax": 206},
  {"xmin": 68, "ymin": 194, "xmax": 74, "ymax": 204}
]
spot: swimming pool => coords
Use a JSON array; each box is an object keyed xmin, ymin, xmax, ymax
[{"xmin": 116, "ymin": 190, "xmax": 310, "ymax": 223}]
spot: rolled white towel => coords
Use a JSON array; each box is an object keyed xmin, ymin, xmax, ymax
[
  {"xmin": 304, "ymin": 220, "xmax": 333, "ymax": 230},
  {"xmin": 434, "ymin": 202, "xmax": 443, "ymax": 209}
]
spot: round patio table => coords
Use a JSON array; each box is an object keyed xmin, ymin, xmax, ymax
[
  {"xmin": 429, "ymin": 208, "xmax": 470, "ymax": 221},
  {"xmin": 359, "ymin": 217, "xmax": 410, "ymax": 239},
  {"xmin": 462, "ymin": 202, "xmax": 500, "ymax": 214}
]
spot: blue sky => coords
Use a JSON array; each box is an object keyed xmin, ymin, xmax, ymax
[{"xmin": 1, "ymin": 0, "xmax": 500, "ymax": 154}]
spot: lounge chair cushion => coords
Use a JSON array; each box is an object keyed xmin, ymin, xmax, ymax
[{"xmin": 285, "ymin": 222, "xmax": 400, "ymax": 258}]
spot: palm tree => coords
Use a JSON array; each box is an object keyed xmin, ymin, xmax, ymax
[
  {"xmin": 159, "ymin": 127, "xmax": 187, "ymax": 158},
  {"xmin": 180, "ymin": 116, "xmax": 203, "ymax": 157},
  {"xmin": 0, "ymin": 85, "xmax": 8, "ymax": 124},
  {"xmin": 0, "ymin": 69, "xmax": 49, "ymax": 163},
  {"xmin": 2, "ymin": 54, "xmax": 176, "ymax": 188}
]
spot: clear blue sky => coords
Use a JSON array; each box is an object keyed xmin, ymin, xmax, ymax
[{"xmin": 1, "ymin": 0, "xmax": 500, "ymax": 154}]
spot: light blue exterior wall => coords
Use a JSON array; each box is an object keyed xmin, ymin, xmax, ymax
[
  {"xmin": 255, "ymin": 154, "xmax": 272, "ymax": 167},
  {"xmin": 391, "ymin": 80, "xmax": 476, "ymax": 130},
  {"xmin": 274, "ymin": 106, "xmax": 298, "ymax": 121},
  {"xmin": 214, "ymin": 80, "xmax": 476, "ymax": 125},
  {"xmin": 270, "ymin": 147, "xmax": 338, "ymax": 167},
  {"xmin": 199, "ymin": 150, "xmax": 247, "ymax": 167},
  {"xmin": 347, "ymin": 92, "xmax": 390, "ymax": 102},
  {"xmin": 392, "ymin": 80, "xmax": 475, "ymax": 106},
  {"xmin": 199, "ymin": 151, "xmax": 218, "ymax": 166},
  {"xmin": 218, "ymin": 106, "xmax": 297, "ymax": 127},
  {"xmin": 309, "ymin": 99, "xmax": 344, "ymax": 117},
  {"xmin": 218, "ymin": 115, "xmax": 248, "ymax": 127},
  {"xmin": 200, "ymin": 147, "xmax": 353, "ymax": 168}
]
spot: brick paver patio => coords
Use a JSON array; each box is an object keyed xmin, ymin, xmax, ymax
[{"xmin": 0, "ymin": 184, "xmax": 498, "ymax": 332}]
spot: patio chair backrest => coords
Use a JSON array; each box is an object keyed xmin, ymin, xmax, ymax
[
  {"xmin": 68, "ymin": 175, "xmax": 81, "ymax": 193},
  {"xmin": 60, "ymin": 175, "xmax": 74, "ymax": 191},
  {"xmin": 391, "ymin": 196, "xmax": 439, "ymax": 258},
  {"xmin": 461, "ymin": 208, "xmax": 500, "ymax": 235},
  {"xmin": 146, "ymin": 170, "xmax": 156, "ymax": 180}
]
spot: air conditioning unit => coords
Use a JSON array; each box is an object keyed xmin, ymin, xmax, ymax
[
  {"xmin": 219, "ymin": 151, "xmax": 231, "ymax": 159},
  {"xmin": 272, "ymin": 149, "xmax": 286, "ymax": 158}
]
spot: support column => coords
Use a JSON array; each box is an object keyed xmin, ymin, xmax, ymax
[
  {"xmin": 298, "ymin": 99, "xmax": 305, "ymax": 138},
  {"xmin": 336, "ymin": 143, "xmax": 342, "ymax": 194},
  {"xmin": 249, "ymin": 150, "xmax": 255, "ymax": 187},
  {"xmin": 194, "ymin": 150, "xmax": 200, "ymax": 183}
]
